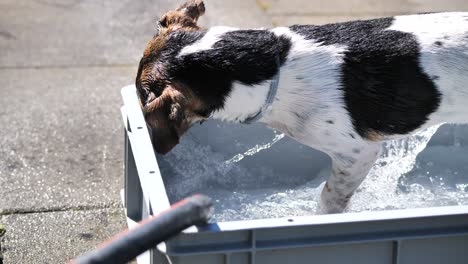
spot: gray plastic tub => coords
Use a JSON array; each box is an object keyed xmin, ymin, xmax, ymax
[{"xmin": 120, "ymin": 85, "xmax": 468, "ymax": 264}]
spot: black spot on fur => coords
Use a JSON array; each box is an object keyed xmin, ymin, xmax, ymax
[
  {"xmin": 431, "ymin": 75, "xmax": 440, "ymax": 81},
  {"xmin": 334, "ymin": 168, "xmax": 350, "ymax": 176},
  {"xmin": 352, "ymin": 148, "xmax": 361, "ymax": 154},
  {"xmin": 293, "ymin": 111, "xmax": 309, "ymax": 122},
  {"xmin": 293, "ymin": 111, "xmax": 310, "ymax": 132},
  {"xmin": 349, "ymin": 133, "xmax": 356, "ymax": 139},
  {"xmin": 434, "ymin": 41, "xmax": 443, "ymax": 47},
  {"xmin": 137, "ymin": 29, "xmax": 292, "ymax": 114},
  {"xmin": 334, "ymin": 153, "xmax": 357, "ymax": 166},
  {"xmin": 291, "ymin": 17, "xmax": 441, "ymax": 137},
  {"xmin": 326, "ymin": 120, "xmax": 334, "ymax": 124}
]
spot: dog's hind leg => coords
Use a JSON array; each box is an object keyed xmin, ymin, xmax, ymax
[{"xmin": 319, "ymin": 142, "xmax": 382, "ymax": 214}]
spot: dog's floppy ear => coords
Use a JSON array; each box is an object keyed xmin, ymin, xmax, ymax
[
  {"xmin": 169, "ymin": 101, "xmax": 184, "ymax": 124},
  {"xmin": 176, "ymin": 0, "xmax": 205, "ymax": 23},
  {"xmin": 143, "ymin": 85, "xmax": 188, "ymax": 154},
  {"xmin": 158, "ymin": 0, "xmax": 205, "ymax": 30}
]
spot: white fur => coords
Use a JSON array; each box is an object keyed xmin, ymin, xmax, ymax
[
  {"xmin": 265, "ymin": 28, "xmax": 384, "ymax": 213},
  {"xmin": 211, "ymin": 81, "xmax": 270, "ymax": 122},
  {"xmin": 179, "ymin": 25, "xmax": 273, "ymax": 123},
  {"xmin": 207, "ymin": 13, "xmax": 468, "ymax": 214},
  {"xmin": 208, "ymin": 27, "xmax": 382, "ymax": 213},
  {"xmin": 388, "ymin": 13, "xmax": 468, "ymax": 126},
  {"xmin": 265, "ymin": 27, "xmax": 353, "ymax": 152},
  {"xmin": 178, "ymin": 26, "xmax": 237, "ymax": 57}
]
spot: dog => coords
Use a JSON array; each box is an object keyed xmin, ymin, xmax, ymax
[{"xmin": 135, "ymin": 0, "xmax": 468, "ymax": 214}]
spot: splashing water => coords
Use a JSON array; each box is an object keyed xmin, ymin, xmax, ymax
[
  {"xmin": 224, "ymin": 132, "xmax": 285, "ymax": 164},
  {"xmin": 158, "ymin": 122, "xmax": 468, "ymax": 222}
]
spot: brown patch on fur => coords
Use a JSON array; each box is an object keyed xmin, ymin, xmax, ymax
[
  {"xmin": 140, "ymin": 0, "xmax": 206, "ymax": 88},
  {"xmin": 159, "ymin": 0, "xmax": 205, "ymax": 31},
  {"xmin": 144, "ymin": 82, "xmax": 205, "ymax": 118},
  {"xmin": 139, "ymin": 0, "xmax": 207, "ymax": 103},
  {"xmin": 143, "ymin": 82, "xmax": 207, "ymax": 154},
  {"xmin": 364, "ymin": 129, "xmax": 385, "ymax": 141},
  {"xmin": 136, "ymin": 1, "xmax": 208, "ymax": 154},
  {"xmin": 325, "ymin": 183, "xmax": 332, "ymax": 192},
  {"xmin": 143, "ymin": 33, "xmax": 168, "ymax": 58}
]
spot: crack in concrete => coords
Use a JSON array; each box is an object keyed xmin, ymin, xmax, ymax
[
  {"xmin": 0, "ymin": 31, "xmax": 16, "ymax": 40},
  {"xmin": 35, "ymin": 0, "xmax": 84, "ymax": 9},
  {"xmin": 0, "ymin": 63, "xmax": 136, "ymax": 71},
  {"xmin": 0, "ymin": 203, "xmax": 122, "ymax": 216}
]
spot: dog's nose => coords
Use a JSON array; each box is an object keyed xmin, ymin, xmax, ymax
[
  {"xmin": 155, "ymin": 142, "xmax": 173, "ymax": 155},
  {"xmin": 153, "ymin": 133, "xmax": 180, "ymax": 155}
]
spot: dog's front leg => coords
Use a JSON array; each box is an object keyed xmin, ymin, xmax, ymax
[{"xmin": 319, "ymin": 143, "xmax": 381, "ymax": 214}]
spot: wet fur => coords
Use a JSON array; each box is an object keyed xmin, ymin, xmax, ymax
[{"xmin": 136, "ymin": 2, "xmax": 468, "ymax": 214}]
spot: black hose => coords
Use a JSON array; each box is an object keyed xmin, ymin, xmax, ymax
[{"xmin": 72, "ymin": 195, "xmax": 213, "ymax": 264}]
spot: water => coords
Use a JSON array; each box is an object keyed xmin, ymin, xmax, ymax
[
  {"xmin": 157, "ymin": 121, "xmax": 468, "ymax": 222},
  {"xmin": 224, "ymin": 132, "xmax": 285, "ymax": 164}
]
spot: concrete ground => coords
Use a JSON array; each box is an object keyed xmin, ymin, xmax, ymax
[{"xmin": 1, "ymin": 0, "xmax": 467, "ymax": 263}]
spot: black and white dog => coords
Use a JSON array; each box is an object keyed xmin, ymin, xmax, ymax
[{"xmin": 135, "ymin": 0, "xmax": 468, "ymax": 214}]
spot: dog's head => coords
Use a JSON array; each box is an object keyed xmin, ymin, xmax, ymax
[{"xmin": 135, "ymin": 0, "xmax": 209, "ymax": 154}]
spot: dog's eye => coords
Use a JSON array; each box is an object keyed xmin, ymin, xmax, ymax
[
  {"xmin": 159, "ymin": 16, "xmax": 168, "ymax": 28},
  {"xmin": 148, "ymin": 81, "xmax": 165, "ymax": 98}
]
